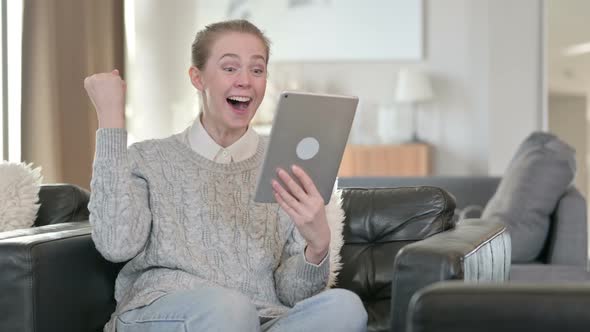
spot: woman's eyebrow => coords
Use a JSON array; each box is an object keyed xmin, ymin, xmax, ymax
[
  {"xmin": 218, "ymin": 53, "xmax": 266, "ymax": 63},
  {"xmin": 251, "ymin": 54, "xmax": 266, "ymax": 62},
  {"xmin": 218, "ymin": 53, "xmax": 240, "ymax": 62}
]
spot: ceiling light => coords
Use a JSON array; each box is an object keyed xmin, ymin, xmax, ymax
[{"xmin": 562, "ymin": 42, "xmax": 590, "ymax": 56}]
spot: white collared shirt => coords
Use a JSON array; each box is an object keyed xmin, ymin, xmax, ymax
[{"xmin": 188, "ymin": 117, "xmax": 259, "ymax": 163}]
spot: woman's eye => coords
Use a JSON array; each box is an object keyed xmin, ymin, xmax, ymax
[
  {"xmin": 252, "ymin": 68, "xmax": 265, "ymax": 76},
  {"xmin": 223, "ymin": 67, "xmax": 237, "ymax": 72}
]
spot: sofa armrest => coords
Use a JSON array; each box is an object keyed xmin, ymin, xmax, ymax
[
  {"xmin": 0, "ymin": 221, "xmax": 121, "ymax": 332},
  {"xmin": 0, "ymin": 221, "xmax": 91, "ymax": 241},
  {"xmin": 408, "ymin": 281, "xmax": 590, "ymax": 332},
  {"xmin": 546, "ymin": 186, "xmax": 588, "ymax": 266},
  {"xmin": 390, "ymin": 219, "xmax": 510, "ymax": 332}
]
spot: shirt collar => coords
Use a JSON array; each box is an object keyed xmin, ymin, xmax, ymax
[{"xmin": 188, "ymin": 115, "xmax": 259, "ymax": 163}]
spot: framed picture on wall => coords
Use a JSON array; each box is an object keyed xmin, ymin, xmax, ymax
[{"xmin": 196, "ymin": 0, "xmax": 424, "ymax": 62}]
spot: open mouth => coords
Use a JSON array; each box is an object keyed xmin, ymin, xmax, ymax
[{"xmin": 227, "ymin": 96, "xmax": 252, "ymax": 111}]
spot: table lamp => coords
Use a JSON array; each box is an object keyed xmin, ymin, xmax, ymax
[{"xmin": 395, "ymin": 68, "xmax": 434, "ymax": 142}]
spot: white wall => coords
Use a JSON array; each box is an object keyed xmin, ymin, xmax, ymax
[
  {"xmin": 548, "ymin": 94, "xmax": 587, "ymax": 197},
  {"xmin": 125, "ymin": 0, "xmax": 544, "ymax": 175},
  {"xmin": 125, "ymin": 0, "xmax": 201, "ymax": 144},
  {"xmin": 487, "ymin": 0, "xmax": 544, "ymax": 175}
]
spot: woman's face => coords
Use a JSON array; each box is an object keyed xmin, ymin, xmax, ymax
[{"xmin": 190, "ymin": 32, "xmax": 267, "ymax": 133}]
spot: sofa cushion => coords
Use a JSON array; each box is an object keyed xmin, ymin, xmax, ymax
[
  {"xmin": 510, "ymin": 264, "xmax": 590, "ymax": 282},
  {"xmin": 35, "ymin": 184, "xmax": 90, "ymax": 226},
  {"xmin": 482, "ymin": 132, "xmax": 576, "ymax": 263}
]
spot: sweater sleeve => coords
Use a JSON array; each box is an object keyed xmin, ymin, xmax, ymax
[
  {"xmin": 273, "ymin": 209, "xmax": 330, "ymax": 307},
  {"xmin": 88, "ymin": 128, "xmax": 152, "ymax": 262}
]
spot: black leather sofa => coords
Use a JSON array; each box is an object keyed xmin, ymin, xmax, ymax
[{"xmin": 0, "ymin": 184, "xmax": 509, "ymax": 332}]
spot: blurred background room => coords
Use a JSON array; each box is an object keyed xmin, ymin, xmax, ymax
[{"xmin": 0, "ymin": 0, "xmax": 587, "ymax": 199}]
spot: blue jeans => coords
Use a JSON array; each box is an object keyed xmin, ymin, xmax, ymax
[{"xmin": 116, "ymin": 285, "xmax": 367, "ymax": 332}]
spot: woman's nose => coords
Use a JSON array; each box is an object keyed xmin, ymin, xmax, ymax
[{"xmin": 235, "ymin": 70, "xmax": 251, "ymax": 88}]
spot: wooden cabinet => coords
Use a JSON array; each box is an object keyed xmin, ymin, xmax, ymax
[{"xmin": 338, "ymin": 143, "xmax": 432, "ymax": 177}]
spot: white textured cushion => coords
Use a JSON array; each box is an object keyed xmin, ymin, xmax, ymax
[
  {"xmin": 325, "ymin": 187, "xmax": 345, "ymax": 288},
  {"xmin": 0, "ymin": 162, "xmax": 43, "ymax": 232}
]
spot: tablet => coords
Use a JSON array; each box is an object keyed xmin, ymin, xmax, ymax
[{"xmin": 254, "ymin": 91, "xmax": 358, "ymax": 204}]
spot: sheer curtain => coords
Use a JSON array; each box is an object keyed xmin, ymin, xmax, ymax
[{"xmin": 21, "ymin": 0, "xmax": 124, "ymax": 189}]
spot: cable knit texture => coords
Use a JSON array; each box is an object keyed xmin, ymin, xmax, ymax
[{"xmin": 89, "ymin": 128, "xmax": 344, "ymax": 332}]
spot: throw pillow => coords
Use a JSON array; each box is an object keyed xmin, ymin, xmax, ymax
[
  {"xmin": 0, "ymin": 162, "xmax": 43, "ymax": 232},
  {"xmin": 482, "ymin": 132, "xmax": 576, "ymax": 263}
]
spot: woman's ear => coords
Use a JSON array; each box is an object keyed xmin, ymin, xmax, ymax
[{"xmin": 189, "ymin": 66, "xmax": 204, "ymax": 91}]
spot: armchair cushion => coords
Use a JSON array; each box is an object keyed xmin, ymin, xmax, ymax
[
  {"xmin": 510, "ymin": 264, "xmax": 590, "ymax": 282},
  {"xmin": 482, "ymin": 132, "xmax": 576, "ymax": 263}
]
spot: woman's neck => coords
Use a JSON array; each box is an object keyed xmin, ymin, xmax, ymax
[{"xmin": 200, "ymin": 114, "xmax": 247, "ymax": 148}]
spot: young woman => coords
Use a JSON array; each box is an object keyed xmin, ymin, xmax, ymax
[{"xmin": 85, "ymin": 20, "xmax": 367, "ymax": 332}]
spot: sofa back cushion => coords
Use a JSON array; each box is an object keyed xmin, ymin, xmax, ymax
[
  {"xmin": 338, "ymin": 176, "xmax": 500, "ymax": 210},
  {"xmin": 482, "ymin": 132, "xmax": 576, "ymax": 263},
  {"xmin": 337, "ymin": 186, "xmax": 456, "ymax": 332},
  {"xmin": 36, "ymin": 184, "xmax": 90, "ymax": 226}
]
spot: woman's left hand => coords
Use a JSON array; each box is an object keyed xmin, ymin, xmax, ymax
[{"xmin": 272, "ymin": 165, "xmax": 330, "ymax": 265}]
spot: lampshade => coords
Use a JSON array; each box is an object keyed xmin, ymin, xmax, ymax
[{"xmin": 394, "ymin": 68, "xmax": 433, "ymax": 103}]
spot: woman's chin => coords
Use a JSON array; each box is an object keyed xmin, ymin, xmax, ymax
[{"xmin": 225, "ymin": 114, "xmax": 251, "ymax": 130}]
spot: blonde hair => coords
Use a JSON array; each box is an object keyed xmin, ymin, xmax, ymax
[{"xmin": 191, "ymin": 19, "xmax": 271, "ymax": 70}]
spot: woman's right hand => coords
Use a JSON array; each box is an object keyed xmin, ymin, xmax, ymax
[{"xmin": 84, "ymin": 69, "xmax": 126, "ymax": 128}]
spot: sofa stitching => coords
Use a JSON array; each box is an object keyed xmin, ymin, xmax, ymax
[{"xmin": 27, "ymin": 245, "xmax": 37, "ymax": 332}]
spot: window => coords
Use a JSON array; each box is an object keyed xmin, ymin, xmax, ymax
[{"xmin": 1, "ymin": 0, "xmax": 22, "ymax": 162}]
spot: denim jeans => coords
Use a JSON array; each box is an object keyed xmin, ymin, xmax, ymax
[{"xmin": 116, "ymin": 284, "xmax": 367, "ymax": 332}]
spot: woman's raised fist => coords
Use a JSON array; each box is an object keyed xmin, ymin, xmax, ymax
[{"xmin": 84, "ymin": 69, "xmax": 126, "ymax": 128}]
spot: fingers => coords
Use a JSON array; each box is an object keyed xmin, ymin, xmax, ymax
[
  {"xmin": 276, "ymin": 168, "xmax": 309, "ymax": 202},
  {"xmin": 291, "ymin": 165, "xmax": 321, "ymax": 197},
  {"xmin": 272, "ymin": 179, "xmax": 304, "ymax": 213},
  {"xmin": 83, "ymin": 71, "xmax": 127, "ymax": 128},
  {"xmin": 84, "ymin": 71, "xmax": 125, "ymax": 89},
  {"xmin": 273, "ymin": 188, "xmax": 300, "ymax": 220}
]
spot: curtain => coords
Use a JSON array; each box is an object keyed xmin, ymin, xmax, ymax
[{"xmin": 21, "ymin": 0, "xmax": 124, "ymax": 189}]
